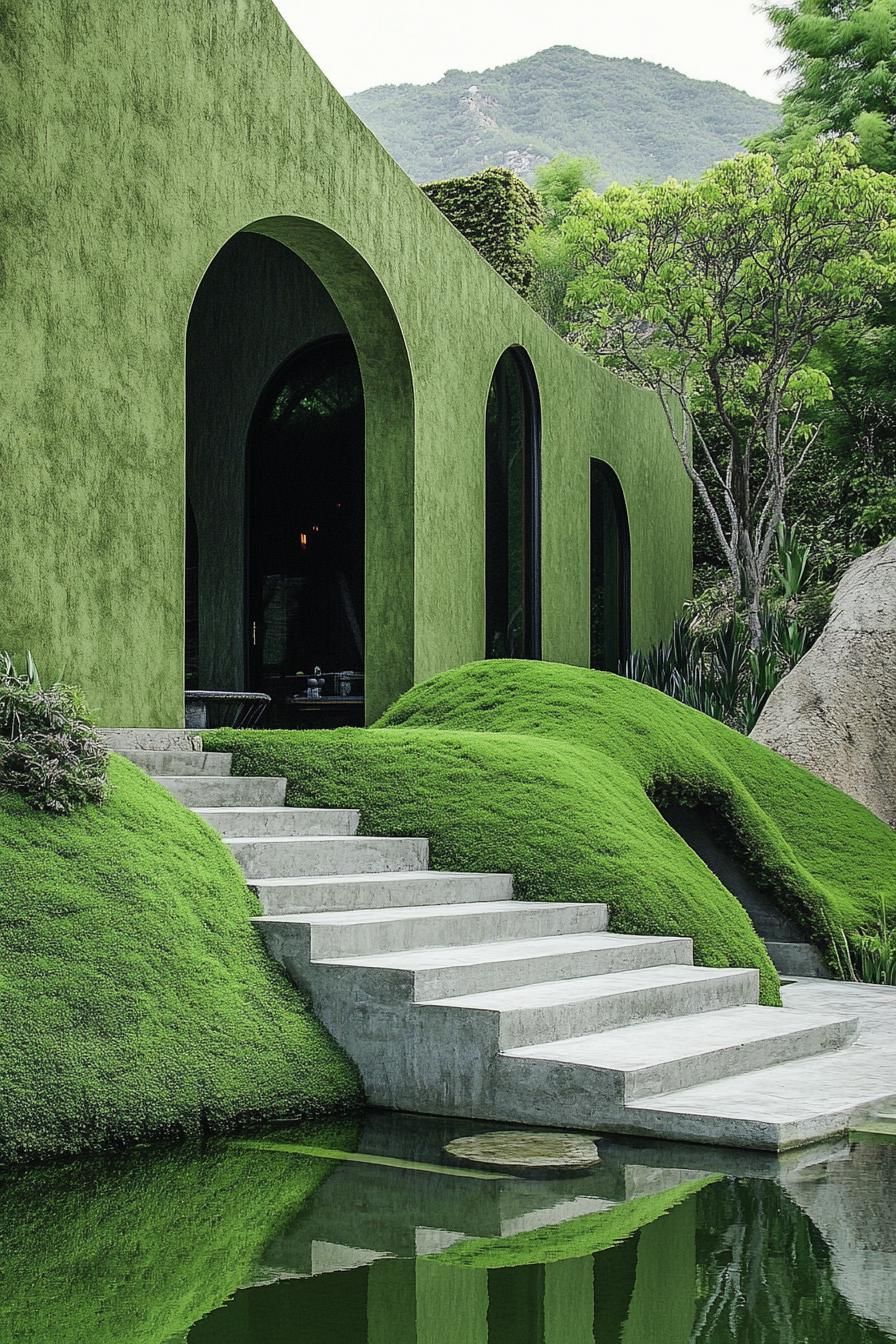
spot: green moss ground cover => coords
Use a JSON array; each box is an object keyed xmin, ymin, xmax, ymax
[
  {"xmin": 208, "ymin": 661, "xmax": 896, "ymax": 1008},
  {"xmin": 0, "ymin": 1121, "xmax": 357, "ymax": 1344},
  {"xmin": 0, "ymin": 754, "xmax": 361, "ymax": 1164}
]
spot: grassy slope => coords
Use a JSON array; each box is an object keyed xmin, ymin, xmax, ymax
[
  {"xmin": 0, "ymin": 1121, "xmax": 357, "ymax": 1344},
  {"xmin": 0, "ymin": 754, "xmax": 361, "ymax": 1163},
  {"xmin": 209, "ymin": 662, "xmax": 896, "ymax": 1008}
]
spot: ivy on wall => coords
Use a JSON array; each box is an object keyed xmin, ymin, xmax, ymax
[{"xmin": 423, "ymin": 167, "xmax": 544, "ymax": 298}]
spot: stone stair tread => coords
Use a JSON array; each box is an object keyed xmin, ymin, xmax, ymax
[
  {"xmin": 154, "ymin": 774, "xmax": 284, "ymax": 786},
  {"xmin": 628, "ymin": 1032, "xmax": 892, "ymax": 1128},
  {"xmin": 431, "ymin": 963, "xmax": 755, "ymax": 1012},
  {"xmin": 504, "ymin": 1004, "xmax": 858, "ymax": 1066},
  {"xmin": 257, "ymin": 900, "xmax": 572, "ymax": 928},
  {"xmin": 250, "ymin": 871, "xmax": 507, "ymax": 889},
  {"xmin": 122, "ymin": 749, "xmax": 232, "ymax": 775},
  {"xmin": 227, "ymin": 833, "xmax": 418, "ymax": 846},
  {"xmin": 322, "ymin": 931, "xmax": 686, "ymax": 971},
  {"xmin": 195, "ymin": 807, "xmax": 344, "ymax": 816}
]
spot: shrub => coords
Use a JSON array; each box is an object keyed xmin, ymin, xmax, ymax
[
  {"xmin": 834, "ymin": 902, "xmax": 896, "ymax": 986},
  {"xmin": 627, "ymin": 527, "xmax": 825, "ymax": 733},
  {"xmin": 423, "ymin": 167, "xmax": 545, "ymax": 296},
  {"xmin": 0, "ymin": 652, "xmax": 108, "ymax": 814}
]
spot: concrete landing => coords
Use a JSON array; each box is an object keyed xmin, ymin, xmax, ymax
[{"xmin": 624, "ymin": 979, "xmax": 896, "ymax": 1149}]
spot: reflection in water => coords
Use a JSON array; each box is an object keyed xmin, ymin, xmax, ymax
[{"xmin": 1, "ymin": 1114, "xmax": 894, "ymax": 1343}]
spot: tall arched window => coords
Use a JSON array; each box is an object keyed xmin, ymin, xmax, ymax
[
  {"xmin": 485, "ymin": 348, "xmax": 542, "ymax": 660},
  {"xmin": 590, "ymin": 460, "xmax": 632, "ymax": 671},
  {"xmin": 246, "ymin": 336, "xmax": 365, "ymax": 697}
]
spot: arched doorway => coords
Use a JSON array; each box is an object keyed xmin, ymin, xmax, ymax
[
  {"xmin": 484, "ymin": 347, "xmax": 542, "ymax": 660},
  {"xmin": 590, "ymin": 459, "xmax": 631, "ymax": 671},
  {"xmin": 185, "ymin": 219, "xmax": 414, "ymax": 725},
  {"xmin": 247, "ymin": 336, "xmax": 364, "ymax": 704}
]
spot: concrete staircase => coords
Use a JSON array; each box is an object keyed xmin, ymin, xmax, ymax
[{"xmin": 111, "ymin": 731, "xmax": 896, "ymax": 1152}]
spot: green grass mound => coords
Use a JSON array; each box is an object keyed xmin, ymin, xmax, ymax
[
  {"xmin": 209, "ymin": 661, "xmax": 896, "ymax": 1008},
  {"xmin": 0, "ymin": 755, "xmax": 361, "ymax": 1164},
  {"xmin": 0, "ymin": 1120, "xmax": 357, "ymax": 1344}
]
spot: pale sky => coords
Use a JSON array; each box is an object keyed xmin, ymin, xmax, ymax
[{"xmin": 275, "ymin": 0, "xmax": 787, "ymax": 102}]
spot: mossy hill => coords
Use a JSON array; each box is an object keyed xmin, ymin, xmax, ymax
[{"xmin": 210, "ymin": 662, "xmax": 896, "ymax": 1009}]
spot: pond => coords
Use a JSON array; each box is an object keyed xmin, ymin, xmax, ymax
[{"xmin": 2, "ymin": 1111, "xmax": 894, "ymax": 1343}]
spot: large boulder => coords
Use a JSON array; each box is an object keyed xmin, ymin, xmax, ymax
[{"xmin": 752, "ymin": 538, "xmax": 896, "ymax": 826}]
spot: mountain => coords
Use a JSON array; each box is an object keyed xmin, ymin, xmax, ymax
[{"xmin": 348, "ymin": 46, "xmax": 779, "ymax": 186}]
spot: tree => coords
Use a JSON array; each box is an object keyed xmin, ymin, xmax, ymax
[
  {"xmin": 554, "ymin": 139, "xmax": 896, "ymax": 641},
  {"xmin": 756, "ymin": 0, "xmax": 896, "ymax": 172},
  {"xmin": 753, "ymin": 1, "xmax": 896, "ymax": 565},
  {"xmin": 528, "ymin": 156, "xmax": 601, "ymax": 328}
]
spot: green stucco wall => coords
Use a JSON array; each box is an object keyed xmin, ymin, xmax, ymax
[{"xmin": 0, "ymin": 0, "xmax": 691, "ymax": 725}]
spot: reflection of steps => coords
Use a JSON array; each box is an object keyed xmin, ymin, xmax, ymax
[
  {"xmin": 254, "ymin": 1114, "xmax": 707, "ymax": 1280},
  {"xmin": 110, "ymin": 731, "xmax": 890, "ymax": 1151}
]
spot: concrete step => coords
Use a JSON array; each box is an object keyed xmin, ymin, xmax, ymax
[
  {"xmin": 250, "ymin": 870, "xmax": 515, "ymax": 916},
  {"xmin": 99, "ymin": 728, "xmax": 202, "ymax": 752},
  {"xmin": 195, "ymin": 806, "xmax": 360, "ymax": 839},
  {"xmin": 229, "ymin": 834, "xmax": 430, "ymax": 880},
  {"xmin": 120, "ymin": 749, "xmax": 233, "ymax": 776},
  {"xmin": 323, "ymin": 932, "xmax": 693, "ymax": 1000},
  {"xmin": 504, "ymin": 1004, "xmax": 859, "ymax": 1104},
  {"xmin": 256, "ymin": 900, "xmax": 610, "ymax": 960},
  {"xmin": 431, "ymin": 964, "xmax": 759, "ymax": 1051},
  {"xmin": 154, "ymin": 775, "xmax": 287, "ymax": 807},
  {"xmin": 624, "ymin": 1028, "xmax": 891, "ymax": 1150}
]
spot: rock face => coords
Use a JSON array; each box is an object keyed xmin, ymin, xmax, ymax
[{"xmin": 752, "ymin": 539, "xmax": 896, "ymax": 827}]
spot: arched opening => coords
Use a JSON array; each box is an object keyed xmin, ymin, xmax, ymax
[
  {"xmin": 247, "ymin": 337, "xmax": 364, "ymax": 706},
  {"xmin": 185, "ymin": 220, "xmax": 414, "ymax": 725},
  {"xmin": 485, "ymin": 348, "xmax": 542, "ymax": 660},
  {"xmin": 590, "ymin": 460, "xmax": 631, "ymax": 671}
]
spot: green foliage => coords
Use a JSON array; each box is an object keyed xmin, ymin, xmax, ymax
[
  {"xmin": 0, "ymin": 1124, "xmax": 354, "ymax": 1344},
  {"xmin": 834, "ymin": 901, "xmax": 896, "ymax": 985},
  {"xmin": 210, "ymin": 661, "xmax": 896, "ymax": 1008},
  {"xmin": 753, "ymin": 1, "xmax": 896, "ymax": 562},
  {"xmin": 629, "ymin": 527, "xmax": 820, "ymax": 732},
  {"xmin": 429, "ymin": 1175, "xmax": 719, "ymax": 1268},
  {"xmin": 626, "ymin": 610, "xmax": 805, "ymax": 735},
  {"xmin": 553, "ymin": 139, "xmax": 896, "ymax": 625},
  {"xmin": 349, "ymin": 46, "xmax": 778, "ymax": 186},
  {"xmin": 527, "ymin": 156, "xmax": 600, "ymax": 327},
  {"xmin": 0, "ymin": 754, "xmax": 361, "ymax": 1164},
  {"xmin": 0, "ymin": 652, "xmax": 108, "ymax": 814},
  {"xmin": 423, "ymin": 167, "xmax": 544, "ymax": 296},
  {"xmin": 757, "ymin": 0, "xmax": 896, "ymax": 173},
  {"xmin": 534, "ymin": 154, "xmax": 601, "ymax": 228}
]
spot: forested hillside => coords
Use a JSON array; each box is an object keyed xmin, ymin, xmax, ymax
[{"xmin": 349, "ymin": 45, "xmax": 778, "ymax": 185}]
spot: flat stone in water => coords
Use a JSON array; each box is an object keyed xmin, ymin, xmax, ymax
[{"xmin": 444, "ymin": 1131, "xmax": 600, "ymax": 1172}]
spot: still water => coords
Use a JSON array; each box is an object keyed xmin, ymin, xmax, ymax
[{"xmin": 2, "ymin": 1112, "xmax": 894, "ymax": 1343}]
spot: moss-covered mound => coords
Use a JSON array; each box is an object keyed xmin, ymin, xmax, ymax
[
  {"xmin": 208, "ymin": 661, "xmax": 896, "ymax": 1008},
  {"xmin": 0, "ymin": 755, "xmax": 361, "ymax": 1164}
]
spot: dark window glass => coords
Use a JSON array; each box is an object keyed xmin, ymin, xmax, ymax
[
  {"xmin": 590, "ymin": 460, "xmax": 631, "ymax": 671},
  {"xmin": 247, "ymin": 336, "xmax": 364, "ymax": 695},
  {"xmin": 184, "ymin": 498, "xmax": 200, "ymax": 690},
  {"xmin": 485, "ymin": 349, "xmax": 541, "ymax": 659}
]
